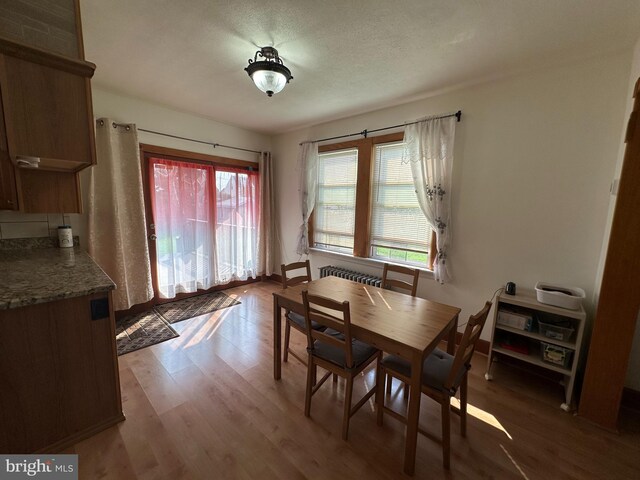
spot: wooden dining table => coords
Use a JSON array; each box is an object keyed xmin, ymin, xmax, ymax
[{"xmin": 272, "ymin": 276, "xmax": 461, "ymax": 475}]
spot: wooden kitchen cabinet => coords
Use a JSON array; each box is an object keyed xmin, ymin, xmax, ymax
[
  {"xmin": 0, "ymin": 2, "xmax": 96, "ymax": 213},
  {"xmin": 0, "ymin": 49, "xmax": 96, "ymax": 168},
  {"xmin": 0, "ymin": 291, "xmax": 124, "ymax": 453},
  {"xmin": 0, "ymin": 85, "xmax": 18, "ymax": 210}
]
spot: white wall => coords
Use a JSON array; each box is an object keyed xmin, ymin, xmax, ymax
[
  {"xmin": 0, "ymin": 87, "xmax": 271, "ymax": 245},
  {"xmin": 272, "ymin": 51, "xmax": 631, "ymax": 342}
]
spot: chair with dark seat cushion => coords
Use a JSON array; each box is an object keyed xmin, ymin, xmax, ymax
[
  {"xmin": 376, "ymin": 301, "xmax": 493, "ymax": 469},
  {"xmin": 381, "ymin": 263, "xmax": 420, "ymax": 396},
  {"xmin": 281, "ymin": 260, "xmax": 323, "ymax": 365},
  {"xmin": 302, "ymin": 290, "xmax": 382, "ymax": 440}
]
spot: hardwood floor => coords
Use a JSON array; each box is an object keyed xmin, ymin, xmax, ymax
[{"xmin": 66, "ymin": 281, "xmax": 640, "ymax": 479}]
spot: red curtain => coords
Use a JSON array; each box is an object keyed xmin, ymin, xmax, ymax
[
  {"xmin": 149, "ymin": 158, "xmax": 215, "ymax": 298},
  {"xmin": 148, "ymin": 158, "xmax": 260, "ymax": 298}
]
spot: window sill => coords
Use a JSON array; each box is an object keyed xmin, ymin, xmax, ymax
[{"xmin": 309, "ymin": 247, "xmax": 434, "ymax": 279}]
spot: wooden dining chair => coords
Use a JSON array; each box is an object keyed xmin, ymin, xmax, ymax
[
  {"xmin": 382, "ymin": 263, "xmax": 420, "ymax": 297},
  {"xmin": 302, "ymin": 290, "xmax": 382, "ymax": 440},
  {"xmin": 376, "ymin": 301, "xmax": 492, "ymax": 469},
  {"xmin": 381, "ymin": 263, "xmax": 420, "ymax": 396},
  {"xmin": 281, "ymin": 260, "xmax": 320, "ymax": 365}
]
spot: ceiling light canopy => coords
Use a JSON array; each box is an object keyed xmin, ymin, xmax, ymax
[{"xmin": 245, "ymin": 46, "xmax": 293, "ymax": 97}]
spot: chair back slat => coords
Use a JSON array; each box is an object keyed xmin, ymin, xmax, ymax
[
  {"xmin": 281, "ymin": 260, "xmax": 312, "ymax": 288},
  {"xmin": 302, "ymin": 291, "xmax": 354, "ymax": 368},
  {"xmin": 444, "ymin": 301, "xmax": 492, "ymax": 391},
  {"xmin": 382, "ymin": 263, "xmax": 420, "ymax": 297},
  {"xmin": 286, "ymin": 275, "xmax": 309, "ymax": 287},
  {"xmin": 311, "ymin": 329, "xmax": 345, "ymax": 349}
]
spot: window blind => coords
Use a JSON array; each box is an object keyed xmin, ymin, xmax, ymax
[
  {"xmin": 314, "ymin": 148, "xmax": 358, "ymax": 253},
  {"xmin": 370, "ymin": 142, "xmax": 431, "ymax": 261}
]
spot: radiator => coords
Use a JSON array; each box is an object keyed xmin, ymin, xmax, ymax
[{"xmin": 319, "ymin": 265, "xmax": 382, "ymax": 287}]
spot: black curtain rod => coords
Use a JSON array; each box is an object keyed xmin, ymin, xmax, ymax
[
  {"xmin": 108, "ymin": 122, "xmax": 262, "ymax": 154},
  {"xmin": 299, "ymin": 110, "xmax": 461, "ymax": 146}
]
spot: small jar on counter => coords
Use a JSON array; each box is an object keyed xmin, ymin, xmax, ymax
[{"xmin": 58, "ymin": 225, "xmax": 73, "ymax": 248}]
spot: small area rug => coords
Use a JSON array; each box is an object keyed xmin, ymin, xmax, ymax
[
  {"xmin": 154, "ymin": 291, "xmax": 241, "ymax": 324},
  {"xmin": 116, "ymin": 310, "xmax": 179, "ymax": 356}
]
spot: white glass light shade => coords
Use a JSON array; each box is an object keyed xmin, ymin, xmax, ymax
[{"xmin": 251, "ymin": 70, "xmax": 287, "ymax": 96}]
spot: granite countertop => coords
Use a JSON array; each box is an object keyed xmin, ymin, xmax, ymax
[{"xmin": 0, "ymin": 247, "xmax": 115, "ymax": 310}]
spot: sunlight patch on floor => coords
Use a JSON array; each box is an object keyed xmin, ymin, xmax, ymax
[
  {"xmin": 360, "ymin": 370, "xmax": 378, "ymax": 413},
  {"xmin": 451, "ymin": 397, "xmax": 512, "ymax": 440},
  {"xmin": 204, "ymin": 305, "xmax": 235, "ymax": 341},
  {"xmin": 169, "ymin": 301, "xmax": 237, "ymax": 349},
  {"xmin": 500, "ymin": 444, "xmax": 530, "ymax": 479}
]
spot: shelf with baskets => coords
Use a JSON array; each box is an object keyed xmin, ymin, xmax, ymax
[{"xmin": 485, "ymin": 289, "xmax": 586, "ymax": 412}]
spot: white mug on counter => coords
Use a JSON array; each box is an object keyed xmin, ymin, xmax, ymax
[{"xmin": 58, "ymin": 225, "xmax": 73, "ymax": 248}]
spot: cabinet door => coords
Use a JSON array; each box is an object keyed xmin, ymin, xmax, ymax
[
  {"xmin": 16, "ymin": 169, "xmax": 81, "ymax": 213},
  {"xmin": 1, "ymin": 54, "xmax": 96, "ymax": 167},
  {"xmin": 0, "ymin": 293, "xmax": 123, "ymax": 453},
  {"xmin": 0, "ymin": 82, "xmax": 17, "ymax": 210}
]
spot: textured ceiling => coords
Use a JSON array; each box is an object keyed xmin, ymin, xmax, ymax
[{"xmin": 80, "ymin": 0, "xmax": 640, "ymax": 134}]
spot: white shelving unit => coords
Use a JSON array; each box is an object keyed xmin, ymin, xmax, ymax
[{"xmin": 485, "ymin": 289, "xmax": 586, "ymax": 411}]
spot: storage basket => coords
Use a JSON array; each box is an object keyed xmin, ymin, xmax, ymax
[
  {"xmin": 535, "ymin": 282, "xmax": 585, "ymax": 310},
  {"xmin": 540, "ymin": 341, "xmax": 573, "ymax": 369},
  {"xmin": 538, "ymin": 320, "xmax": 575, "ymax": 342}
]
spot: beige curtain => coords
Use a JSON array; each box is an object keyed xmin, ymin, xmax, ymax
[
  {"xmin": 258, "ymin": 151, "xmax": 275, "ymax": 276},
  {"xmin": 88, "ymin": 118, "xmax": 153, "ymax": 311}
]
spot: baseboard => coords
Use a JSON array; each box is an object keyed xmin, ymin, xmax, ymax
[
  {"xmin": 456, "ymin": 331, "xmax": 490, "ymax": 355},
  {"xmin": 35, "ymin": 413, "xmax": 125, "ymax": 454},
  {"xmin": 115, "ymin": 276, "xmax": 265, "ymax": 320},
  {"xmin": 622, "ymin": 387, "xmax": 640, "ymax": 411}
]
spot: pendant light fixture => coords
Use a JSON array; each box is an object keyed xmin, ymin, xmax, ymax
[{"xmin": 245, "ymin": 46, "xmax": 293, "ymax": 97}]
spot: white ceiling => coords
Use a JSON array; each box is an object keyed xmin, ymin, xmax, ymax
[{"xmin": 80, "ymin": 0, "xmax": 640, "ymax": 135}]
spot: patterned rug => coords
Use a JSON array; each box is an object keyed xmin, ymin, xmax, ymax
[
  {"xmin": 154, "ymin": 291, "xmax": 241, "ymax": 324},
  {"xmin": 116, "ymin": 310, "xmax": 179, "ymax": 356}
]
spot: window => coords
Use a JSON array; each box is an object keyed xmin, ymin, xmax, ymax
[
  {"xmin": 370, "ymin": 142, "xmax": 431, "ymax": 266},
  {"xmin": 312, "ymin": 133, "xmax": 435, "ymax": 269},
  {"xmin": 314, "ymin": 148, "xmax": 358, "ymax": 254}
]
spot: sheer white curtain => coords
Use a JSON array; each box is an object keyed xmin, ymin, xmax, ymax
[
  {"xmin": 149, "ymin": 158, "xmax": 216, "ymax": 298},
  {"xmin": 403, "ymin": 116, "xmax": 456, "ymax": 284},
  {"xmin": 296, "ymin": 142, "xmax": 319, "ymax": 255},
  {"xmin": 88, "ymin": 119, "xmax": 153, "ymax": 310},
  {"xmin": 214, "ymin": 167, "xmax": 260, "ymax": 283},
  {"xmin": 258, "ymin": 152, "xmax": 275, "ymax": 276}
]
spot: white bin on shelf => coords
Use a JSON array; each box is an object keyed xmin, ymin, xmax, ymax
[{"xmin": 535, "ymin": 282, "xmax": 585, "ymax": 310}]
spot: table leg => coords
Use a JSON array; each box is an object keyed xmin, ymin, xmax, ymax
[
  {"xmin": 273, "ymin": 296, "xmax": 282, "ymax": 380},
  {"xmin": 403, "ymin": 351, "xmax": 424, "ymax": 475},
  {"xmin": 447, "ymin": 314, "xmax": 458, "ymax": 355}
]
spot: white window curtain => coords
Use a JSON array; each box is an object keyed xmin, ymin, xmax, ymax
[
  {"xmin": 149, "ymin": 158, "xmax": 217, "ymax": 298},
  {"xmin": 296, "ymin": 142, "xmax": 319, "ymax": 255},
  {"xmin": 258, "ymin": 151, "xmax": 275, "ymax": 276},
  {"xmin": 214, "ymin": 167, "xmax": 260, "ymax": 284},
  {"xmin": 88, "ymin": 119, "xmax": 154, "ymax": 310},
  {"xmin": 403, "ymin": 116, "xmax": 456, "ymax": 284}
]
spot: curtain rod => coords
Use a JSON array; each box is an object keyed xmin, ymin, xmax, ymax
[
  {"xmin": 299, "ymin": 110, "xmax": 461, "ymax": 146},
  {"xmin": 108, "ymin": 121, "xmax": 262, "ymax": 154}
]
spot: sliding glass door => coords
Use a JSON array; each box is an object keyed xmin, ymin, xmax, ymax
[
  {"xmin": 145, "ymin": 152, "xmax": 261, "ymax": 301},
  {"xmin": 149, "ymin": 157, "xmax": 216, "ymax": 298}
]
